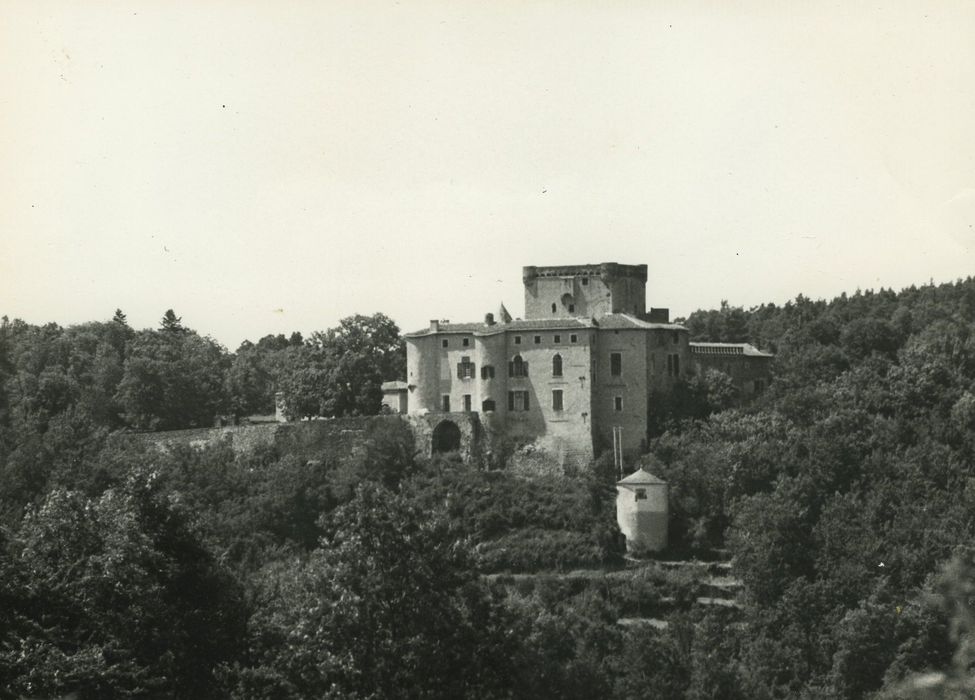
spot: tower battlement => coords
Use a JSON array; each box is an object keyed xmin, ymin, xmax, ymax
[{"xmin": 522, "ymin": 262, "xmax": 648, "ymax": 320}]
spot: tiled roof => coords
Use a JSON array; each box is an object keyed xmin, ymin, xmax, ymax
[
  {"xmin": 381, "ymin": 380, "xmax": 409, "ymax": 391},
  {"xmin": 595, "ymin": 313, "xmax": 687, "ymax": 331},
  {"xmin": 689, "ymin": 342, "xmax": 774, "ymax": 358},
  {"xmin": 618, "ymin": 468, "xmax": 667, "ymax": 486},
  {"xmin": 405, "ymin": 317, "xmax": 594, "ymax": 337}
]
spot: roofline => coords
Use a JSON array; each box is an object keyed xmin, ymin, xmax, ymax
[{"xmin": 404, "ymin": 321, "xmax": 595, "ymax": 338}]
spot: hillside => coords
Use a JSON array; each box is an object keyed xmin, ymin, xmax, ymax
[{"xmin": 1, "ymin": 276, "xmax": 974, "ymax": 697}]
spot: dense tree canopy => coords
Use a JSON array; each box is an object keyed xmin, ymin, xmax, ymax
[{"xmin": 2, "ymin": 275, "xmax": 975, "ymax": 697}]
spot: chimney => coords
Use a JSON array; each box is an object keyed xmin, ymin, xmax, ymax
[
  {"xmin": 429, "ymin": 320, "xmax": 440, "ymax": 332},
  {"xmin": 648, "ymin": 308, "xmax": 670, "ymax": 323},
  {"xmin": 484, "ymin": 312, "xmax": 495, "ymax": 326}
]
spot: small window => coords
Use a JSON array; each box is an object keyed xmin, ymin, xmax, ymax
[
  {"xmin": 672, "ymin": 331, "xmax": 679, "ymax": 345},
  {"xmin": 635, "ymin": 488, "xmax": 647, "ymax": 501},
  {"xmin": 534, "ymin": 335, "xmax": 541, "ymax": 344},
  {"xmin": 554, "ymin": 334, "xmax": 561, "ymax": 344},
  {"xmin": 552, "ymin": 354, "xmax": 563, "ymax": 377},
  {"xmin": 552, "ymin": 389, "xmax": 564, "ymax": 411},
  {"xmin": 610, "ymin": 352, "xmax": 622, "ymax": 376},
  {"xmin": 582, "ymin": 278, "xmax": 589, "ymax": 286},
  {"xmin": 551, "ymin": 303, "xmax": 557, "ymax": 313},
  {"xmin": 463, "ymin": 394, "xmax": 471, "ymax": 412},
  {"xmin": 462, "ymin": 337, "xmax": 470, "ymax": 347},
  {"xmin": 570, "ymin": 334, "xmax": 577, "ymax": 343},
  {"xmin": 673, "ymin": 354, "xmax": 680, "ymax": 376},
  {"xmin": 442, "ymin": 395, "xmax": 450, "ymax": 412},
  {"xmin": 514, "ymin": 336, "xmax": 522, "ymax": 345},
  {"xmin": 442, "ymin": 339, "xmax": 448, "ymax": 348},
  {"xmin": 481, "ymin": 365, "xmax": 495, "ymax": 379},
  {"xmin": 614, "ymin": 396, "xmax": 623, "ymax": 411},
  {"xmin": 568, "ymin": 304, "xmax": 575, "ymax": 313},
  {"xmin": 482, "ymin": 399, "xmax": 496, "ymax": 412}
]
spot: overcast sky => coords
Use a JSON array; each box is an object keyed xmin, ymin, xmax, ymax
[{"xmin": 2, "ymin": 1, "xmax": 973, "ymax": 349}]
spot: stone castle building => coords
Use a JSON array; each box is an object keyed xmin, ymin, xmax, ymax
[{"xmin": 403, "ymin": 263, "xmax": 701, "ymax": 467}]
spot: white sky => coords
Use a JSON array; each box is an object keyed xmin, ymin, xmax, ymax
[{"xmin": 2, "ymin": 1, "xmax": 974, "ymax": 349}]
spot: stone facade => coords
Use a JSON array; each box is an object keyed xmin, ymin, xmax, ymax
[
  {"xmin": 689, "ymin": 342, "xmax": 774, "ymax": 395},
  {"xmin": 404, "ymin": 262, "xmax": 692, "ymax": 468}
]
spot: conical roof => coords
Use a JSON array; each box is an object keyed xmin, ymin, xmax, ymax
[
  {"xmin": 498, "ymin": 303, "xmax": 512, "ymax": 324},
  {"xmin": 617, "ymin": 468, "xmax": 667, "ymax": 486}
]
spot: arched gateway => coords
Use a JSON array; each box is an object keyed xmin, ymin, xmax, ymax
[{"xmin": 431, "ymin": 420, "xmax": 461, "ymax": 453}]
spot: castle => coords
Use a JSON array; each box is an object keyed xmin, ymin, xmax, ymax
[{"xmin": 396, "ymin": 263, "xmax": 708, "ymax": 468}]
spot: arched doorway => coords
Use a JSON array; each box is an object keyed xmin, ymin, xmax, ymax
[{"xmin": 432, "ymin": 420, "xmax": 461, "ymax": 453}]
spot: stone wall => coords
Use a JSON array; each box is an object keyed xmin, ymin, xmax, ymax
[{"xmin": 117, "ymin": 413, "xmax": 487, "ymax": 465}]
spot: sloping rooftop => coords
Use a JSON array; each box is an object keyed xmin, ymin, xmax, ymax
[
  {"xmin": 405, "ymin": 317, "xmax": 595, "ymax": 337},
  {"xmin": 618, "ymin": 468, "xmax": 667, "ymax": 486},
  {"xmin": 405, "ymin": 313, "xmax": 687, "ymax": 337},
  {"xmin": 689, "ymin": 342, "xmax": 774, "ymax": 358},
  {"xmin": 595, "ymin": 313, "xmax": 687, "ymax": 331},
  {"xmin": 381, "ymin": 380, "xmax": 409, "ymax": 392}
]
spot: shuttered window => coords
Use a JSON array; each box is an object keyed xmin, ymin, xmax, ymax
[{"xmin": 552, "ymin": 354, "xmax": 563, "ymax": 377}]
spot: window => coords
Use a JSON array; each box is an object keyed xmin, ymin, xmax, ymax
[
  {"xmin": 442, "ymin": 339, "xmax": 448, "ymax": 348},
  {"xmin": 463, "ymin": 394, "xmax": 471, "ymax": 412},
  {"xmin": 582, "ymin": 278, "xmax": 589, "ymax": 286},
  {"xmin": 610, "ymin": 352, "xmax": 622, "ymax": 376},
  {"xmin": 635, "ymin": 488, "xmax": 647, "ymax": 501},
  {"xmin": 552, "ymin": 389, "xmax": 564, "ymax": 411},
  {"xmin": 508, "ymin": 390, "xmax": 529, "ymax": 411},
  {"xmin": 552, "ymin": 353, "xmax": 563, "ymax": 377},
  {"xmin": 514, "ymin": 336, "xmax": 522, "ymax": 345},
  {"xmin": 755, "ymin": 379, "xmax": 765, "ymax": 393},
  {"xmin": 442, "ymin": 395, "xmax": 450, "ymax": 412},
  {"xmin": 551, "ymin": 303, "xmax": 557, "ymax": 313},
  {"xmin": 570, "ymin": 334, "xmax": 577, "ymax": 343},
  {"xmin": 482, "ymin": 399, "xmax": 496, "ymax": 412},
  {"xmin": 614, "ymin": 396, "xmax": 623, "ymax": 411},
  {"xmin": 554, "ymin": 334, "xmax": 561, "ymax": 344},
  {"xmin": 672, "ymin": 331, "xmax": 679, "ymax": 345},
  {"xmin": 534, "ymin": 335, "xmax": 541, "ymax": 344},
  {"xmin": 568, "ymin": 304, "xmax": 575, "ymax": 313},
  {"xmin": 667, "ymin": 354, "xmax": 680, "ymax": 377},
  {"xmin": 481, "ymin": 365, "xmax": 495, "ymax": 379},
  {"xmin": 456, "ymin": 357, "xmax": 475, "ymax": 379},
  {"xmin": 509, "ymin": 355, "xmax": 528, "ymax": 377},
  {"xmin": 462, "ymin": 337, "xmax": 470, "ymax": 347}
]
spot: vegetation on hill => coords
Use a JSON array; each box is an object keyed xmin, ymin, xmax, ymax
[{"xmin": 1, "ymin": 275, "xmax": 974, "ymax": 697}]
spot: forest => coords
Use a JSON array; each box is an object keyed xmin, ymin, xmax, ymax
[{"xmin": 2, "ymin": 276, "xmax": 975, "ymax": 699}]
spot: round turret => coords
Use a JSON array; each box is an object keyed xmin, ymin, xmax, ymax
[{"xmin": 616, "ymin": 469, "xmax": 668, "ymax": 552}]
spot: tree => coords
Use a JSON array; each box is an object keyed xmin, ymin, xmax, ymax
[
  {"xmin": 0, "ymin": 471, "xmax": 246, "ymax": 698},
  {"xmin": 226, "ymin": 485, "xmax": 520, "ymax": 699},
  {"xmin": 278, "ymin": 313, "xmax": 404, "ymax": 419},
  {"xmin": 160, "ymin": 309, "xmax": 185, "ymax": 334},
  {"xmin": 115, "ymin": 329, "xmax": 229, "ymax": 430}
]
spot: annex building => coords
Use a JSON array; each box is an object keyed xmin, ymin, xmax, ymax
[{"xmin": 401, "ymin": 263, "xmax": 696, "ymax": 468}]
